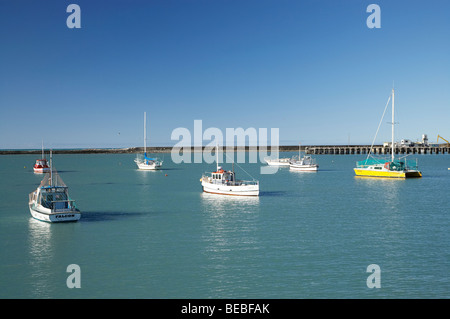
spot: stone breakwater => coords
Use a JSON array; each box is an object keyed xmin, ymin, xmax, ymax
[
  {"xmin": 1, "ymin": 145, "xmax": 449, "ymax": 155},
  {"xmin": 0, "ymin": 146, "xmax": 295, "ymax": 155},
  {"xmin": 0, "ymin": 147, "xmax": 169, "ymax": 155}
]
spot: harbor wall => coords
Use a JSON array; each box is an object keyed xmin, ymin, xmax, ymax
[
  {"xmin": 1, "ymin": 145, "xmax": 449, "ymax": 155},
  {"xmin": 304, "ymin": 145, "xmax": 450, "ymax": 155}
]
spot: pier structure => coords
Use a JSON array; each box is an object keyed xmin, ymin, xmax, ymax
[
  {"xmin": 1, "ymin": 145, "xmax": 449, "ymax": 155},
  {"xmin": 304, "ymin": 145, "xmax": 450, "ymax": 155}
]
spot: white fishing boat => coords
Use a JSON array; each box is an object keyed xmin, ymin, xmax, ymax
[
  {"xmin": 263, "ymin": 157, "xmax": 291, "ymax": 166},
  {"xmin": 135, "ymin": 112, "xmax": 163, "ymax": 170},
  {"xmin": 290, "ymin": 155, "xmax": 319, "ymax": 171},
  {"xmin": 200, "ymin": 145, "xmax": 259, "ymax": 196},
  {"xmin": 290, "ymin": 144, "xmax": 318, "ymax": 171},
  {"xmin": 28, "ymin": 152, "xmax": 81, "ymax": 222},
  {"xmin": 33, "ymin": 141, "xmax": 50, "ymax": 174}
]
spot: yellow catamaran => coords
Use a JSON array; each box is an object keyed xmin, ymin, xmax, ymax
[{"xmin": 354, "ymin": 88, "xmax": 422, "ymax": 178}]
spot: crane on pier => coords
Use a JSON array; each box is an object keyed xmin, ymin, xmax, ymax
[{"xmin": 437, "ymin": 135, "xmax": 450, "ymax": 147}]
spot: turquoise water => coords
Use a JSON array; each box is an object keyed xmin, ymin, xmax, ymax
[{"xmin": 0, "ymin": 152, "xmax": 449, "ymax": 298}]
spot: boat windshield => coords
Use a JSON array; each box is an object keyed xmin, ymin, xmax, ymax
[{"xmin": 39, "ymin": 187, "xmax": 73, "ymax": 209}]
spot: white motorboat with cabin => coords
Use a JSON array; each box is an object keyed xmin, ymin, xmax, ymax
[
  {"xmin": 289, "ymin": 144, "xmax": 318, "ymax": 171},
  {"xmin": 201, "ymin": 145, "xmax": 259, "ymax": 196},
  {"xmin": 290, "ymin": 155, "xmax": 319, "ymax": 171},
  {"xmin": 135, "ymin": 111, "xmax": 163, "ymax": 170},
  {"xmin": 29, "ymin": 152, "xmax": 81, "ymax": 222}
]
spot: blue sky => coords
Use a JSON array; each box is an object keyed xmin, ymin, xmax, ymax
[{"xmin": 1, "ymin": 0, "xmax": 449, "ymax": 149}]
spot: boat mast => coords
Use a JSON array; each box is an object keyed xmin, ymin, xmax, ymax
[
  {"xmin": 391, "ymin": 88, "xmax": 395, "ymax": 162},
  {"xmin": 143, "ymin": 111, "xmax": 147, "ymax": 155},
  {"xmin": 50, "ymin": 150, "xmax": 53, "ymax": 187},
  {"xmin": 216, "ymin": 143, "xmax": 219, "ymax": 171},
  {"xmin": 41, "ymin": 140, "xmax": 44, "ymax": 159}
]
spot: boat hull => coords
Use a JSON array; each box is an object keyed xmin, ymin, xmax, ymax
[
  {"xmin": 135, "ymin": 160, "xmax": 162, "ymax": 170},
  {"xmin": 354, "ymin": 168, "xmax": 422, "ymax": 178},
  {"xmin": 201, "ymin": 181, "xmax": 259, "ymax": 196},
  {"xmin": 266, "ymin": 162, "xmax": 290, "ymax": 166},
  {"xmin": 290, "ymin": 164, "xmax": 318, "ymax": 171},
  {"xmin": 264, "ymin": 158, "xmax": 291, "ymax": 166},
  {"xmin": 29, "ymin": 205, "xmax": 81, "ymax": 223},
  {"xmin": 33, "ymin": 167, "xmax": 51, "ymax": 174}
]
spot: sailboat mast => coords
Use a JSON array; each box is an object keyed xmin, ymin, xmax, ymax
[
  {"xmin": 50, "ymin": 150, "xmax": 53, "ymax": 187},
  {"xmin": 391, "ymin": 88, "xmax": 395, "ymax": 162},
  {"xmin": 144, "ymin": 111, "xmax": 147, "ymax": 154}
]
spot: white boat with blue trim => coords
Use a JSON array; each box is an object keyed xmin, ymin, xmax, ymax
[
  {"xmin": 28, "ymin": 152, "xmax": 81, "ymax": 222},
  {"xmin": 135, "ymin": 112, "xmax": 162, "ymax": 170}
]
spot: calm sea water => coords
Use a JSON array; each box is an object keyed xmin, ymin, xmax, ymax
[{"xmin": 0, "ymin": 152, "xmax": 449, "ymax": 299}]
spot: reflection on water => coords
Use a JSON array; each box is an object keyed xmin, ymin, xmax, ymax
[
  {"xmin": 200, "ymin": 192, "xmax": 261, "ymax": 297},
  {"xmin": 354, "ymin": 176, "xmax": 407, "ymax": 244},
  {"xmin": 27, "ymin": 218, "xmax": 53, "ymax": 298},
  {"xmin": 288, "ymin": 169, "xmax": 320, "ymax": 182},
  {"xmin": 200, "ymin": 192, "xmax": 260, "ymax": 215},
  {"xmin": 289, "ymin": 170, "xmax": 318, "ymax": 174},
  {"xmin": 354, "ymin": 176, "xmax": 403, "ymax": 207}
]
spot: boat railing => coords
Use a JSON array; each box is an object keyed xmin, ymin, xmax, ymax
[
  {"xmin": 234, "ymin": 180, "xmax": 259, "ymax": 186},
  {"xmin": 28, "ymin": 192, "xmax": 36, "ymax": 205},
  {"xmin": 404, "ymin": 159, "xmax": 419, "ymax": 171},
  {"xmin": 356, "ymin": 158, "xmax": 419, "ymax": 171},
  {"xmin": 202, "ymin": 174, "xmax": 258, "ymax": 186},
  {"xmin": 356, "ymin": 158, "xmax": 387, "ymax": 168},
  {"xmin": 40, "ymin": 198, "xmax": 77, "ymax": 211},
  {"xmin": 264, "ymin": 156, "xmax": 291, "ymax": 162}
]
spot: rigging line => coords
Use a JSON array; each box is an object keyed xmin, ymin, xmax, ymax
[
  {"xmin": 366, "ymin": 93, "xmax": 391, "ymax": 163},
  {"xmin": 221, "ymin": 148, "xmax": 258, "ymax": 181}
]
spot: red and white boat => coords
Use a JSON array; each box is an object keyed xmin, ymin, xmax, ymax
[
  {"xmin": 33, "ymin": 159, "xmax": 50, "ymax": 173},
  {"xmin": 33, "ymin": 142, "xmax": 51, "ymax": 174}
]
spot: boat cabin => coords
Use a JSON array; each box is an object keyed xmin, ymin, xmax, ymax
[
  {"xmin": 211, "ymin": 167, "xmax": 235, "ymax": 183},
  {"xmin": 38, "ymin": 186, "xmax": 71, "ymax": 210},
  {"xmin": 386, "ymin": 161, "xmax": 406, "ymax": 171},
  {"xmin": 34, "ymin": 159, "xmax": 49, "ymax": 168}
]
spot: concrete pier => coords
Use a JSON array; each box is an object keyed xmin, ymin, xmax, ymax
[
  {"xmin": 1, "ymin": 145, "xmax": 449, "ymax": 155},
  {"xmin": 304, "ymin": 145, "xmax": 450, "ymax": 155}
]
